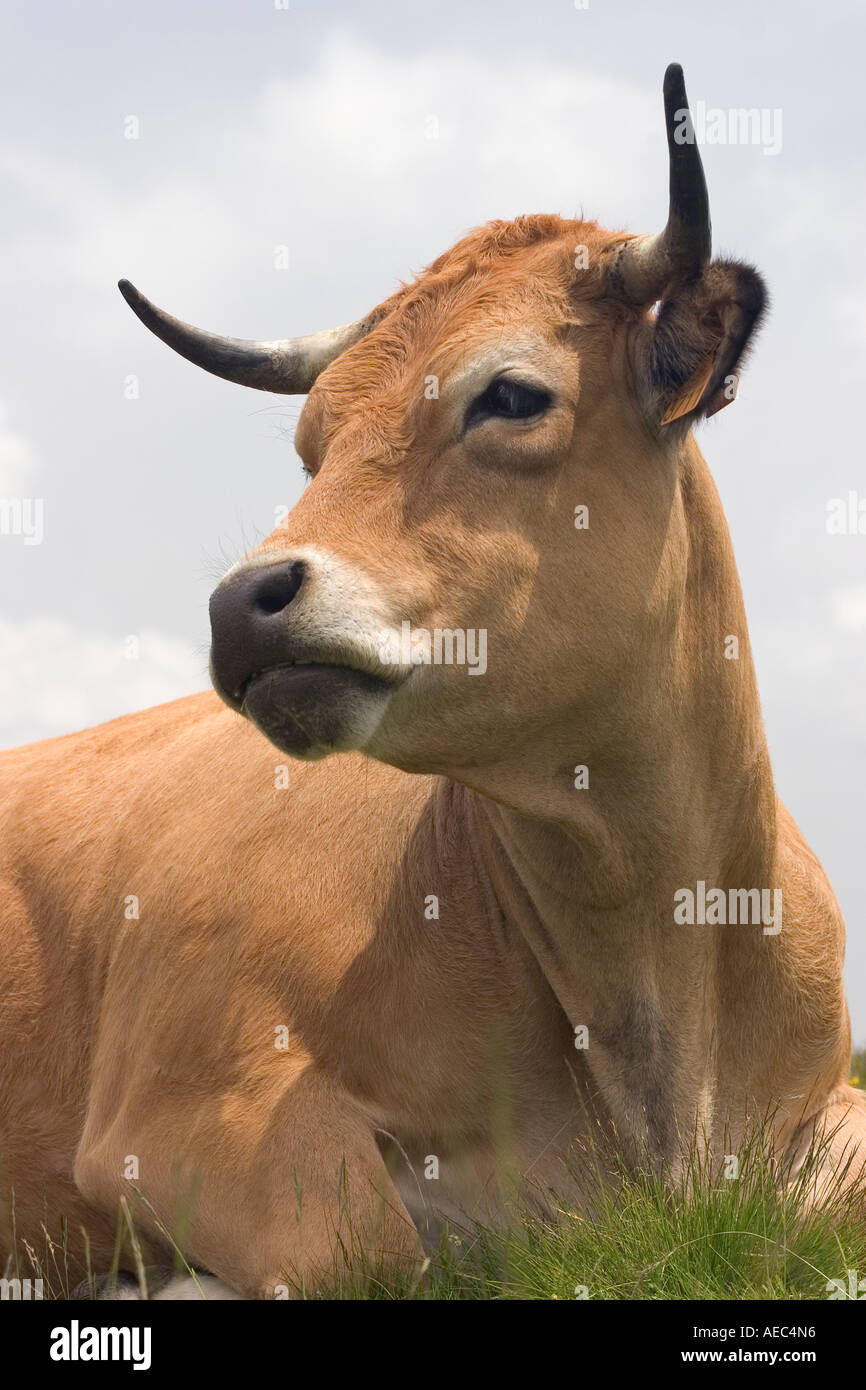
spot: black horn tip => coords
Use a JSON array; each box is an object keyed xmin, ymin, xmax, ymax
[
  {"xmin": 662, "ymin": 63, "xmax": 689, "ymax": 120},
  {"xmin": 118, "ymin": 278, "xmax": 148, "ymax": 316},
  {"xmin": 117, "ymin": 279, "xmax": 185, "ymax": 340}
]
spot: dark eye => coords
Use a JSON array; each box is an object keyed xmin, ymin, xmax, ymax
[{"xmin": 466, "ymin": 378, "xmax": 552, "ymax": 428}]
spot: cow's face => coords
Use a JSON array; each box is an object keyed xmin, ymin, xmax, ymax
[
  {"xmin": 207, "ymin": 219, "xmax": 764, "ymax": 779},
  {"xmin": 208, "ymin": 225, "xmax": 669, "ymax": 775},
  {"xmin": 121, "ymin": 66, "xmax": 765, "ymax": 782}
]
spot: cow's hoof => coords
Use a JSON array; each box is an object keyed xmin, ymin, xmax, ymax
[
  {"xmin": 72, "ymin": 1270, "xmax": 144, "ymax": 1300},
  {"xmin": 71, "ymin": 1268, "xmax": 244, "ymax": 1300}
]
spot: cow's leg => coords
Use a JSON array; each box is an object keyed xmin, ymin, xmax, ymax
[
  {"xmin": 785, "ymin": 1084, "xmax": 866, "ymax": 1211},
  {"xmin": 74, "ymin": 1067, "xmax": 423, "ymax": 1299}
]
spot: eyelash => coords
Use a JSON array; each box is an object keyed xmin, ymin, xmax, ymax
[{"xmin": 465, "ymin": 378, "xmax": 553, "ymax": 428}]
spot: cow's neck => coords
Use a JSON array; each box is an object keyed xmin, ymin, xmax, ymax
[{"xmin": 461, "ymin": 437, "xmax": 777, "ymax": 1157}]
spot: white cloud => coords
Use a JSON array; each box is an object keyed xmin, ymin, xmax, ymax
[
  {"xmin": 0, "ymin": 617, "xmax": 205, "ymax": 748},
  {"xmin": 0, "ymin": 34, "xmax": 658, "ymax": 349},
  {"xmin": 831, "ymin": 584, "xmax": 866, "ymax": 631},
  {"xmin": 233, "ymin": 34, "xmax": 658, "ymax": 223}
]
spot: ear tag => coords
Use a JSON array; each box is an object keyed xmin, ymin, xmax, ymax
[{"xmin": 705, "ymin": 374, "xmax": 739, "ymax": 418}]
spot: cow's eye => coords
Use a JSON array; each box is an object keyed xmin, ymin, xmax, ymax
[{"xmin": 466, "ymin": 378, "xmax": 552, "ymax": 428}]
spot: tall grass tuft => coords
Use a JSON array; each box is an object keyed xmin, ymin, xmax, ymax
[{"xmin": 304, "ymin": 1114, "xmax": 866, "ymax": 1301}]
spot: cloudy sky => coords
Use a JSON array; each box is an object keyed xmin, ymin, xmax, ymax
[{"xmin": 2, "ymin": 0, "xmax": 865, "ymax": 1033}]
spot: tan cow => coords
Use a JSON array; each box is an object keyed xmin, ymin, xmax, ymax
[{"xmin": 1, "ymin": 65, "xmax": 864, "ymax": 1300}]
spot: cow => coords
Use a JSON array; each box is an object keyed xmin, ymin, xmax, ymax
[{"xmin": 1, "ymin": 64, "xmax": 864, "ymax": 1301}]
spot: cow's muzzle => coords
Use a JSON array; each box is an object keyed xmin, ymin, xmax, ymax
[{"xmin": 209, "ymin": 553, "xmax": 408, "ymax": 760}]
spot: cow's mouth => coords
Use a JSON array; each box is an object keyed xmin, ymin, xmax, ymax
[{"xmin": 238, "ymin": 661, "xmax": 398, "ymax": 760}]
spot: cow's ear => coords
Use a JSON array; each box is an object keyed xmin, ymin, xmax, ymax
[{"xmin": 645, "ymin": 259, "xmax": 768, "ymax": 428}]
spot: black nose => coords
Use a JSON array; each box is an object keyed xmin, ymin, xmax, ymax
[{"xmin": 209, "ymin": 558, "xmax": 307, "ymax": 704}]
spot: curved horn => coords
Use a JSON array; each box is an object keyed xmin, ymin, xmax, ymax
[
  {"xmin": 610, "ymin": 63, "xmax": 711, "ymax": 304},
  {"xmin": 117, "ymin": 280, "xmax": 374, "ymax": 394}
]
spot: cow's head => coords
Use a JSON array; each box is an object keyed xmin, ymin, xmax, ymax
[{"xmin": 121, "ymin": 65, "xmax": 766, "ymax": 784}]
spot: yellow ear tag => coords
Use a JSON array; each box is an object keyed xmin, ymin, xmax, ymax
[{"xmin": 660, "ymin": 352, "xmax": 717, "ymax": 426}]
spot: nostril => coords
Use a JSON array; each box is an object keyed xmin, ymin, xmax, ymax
[{"xmin": 253, "ymin": 560, "xmax": 306, "ymax": 616}]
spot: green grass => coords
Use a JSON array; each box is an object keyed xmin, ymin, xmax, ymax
[
  {"xmin": 9, "ymin": 1081, "xmax": 866, "ymax": 1301},
  {"xmin": 308, "ymin": 1120, "xmax": 866, "ymax": 1300}
]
